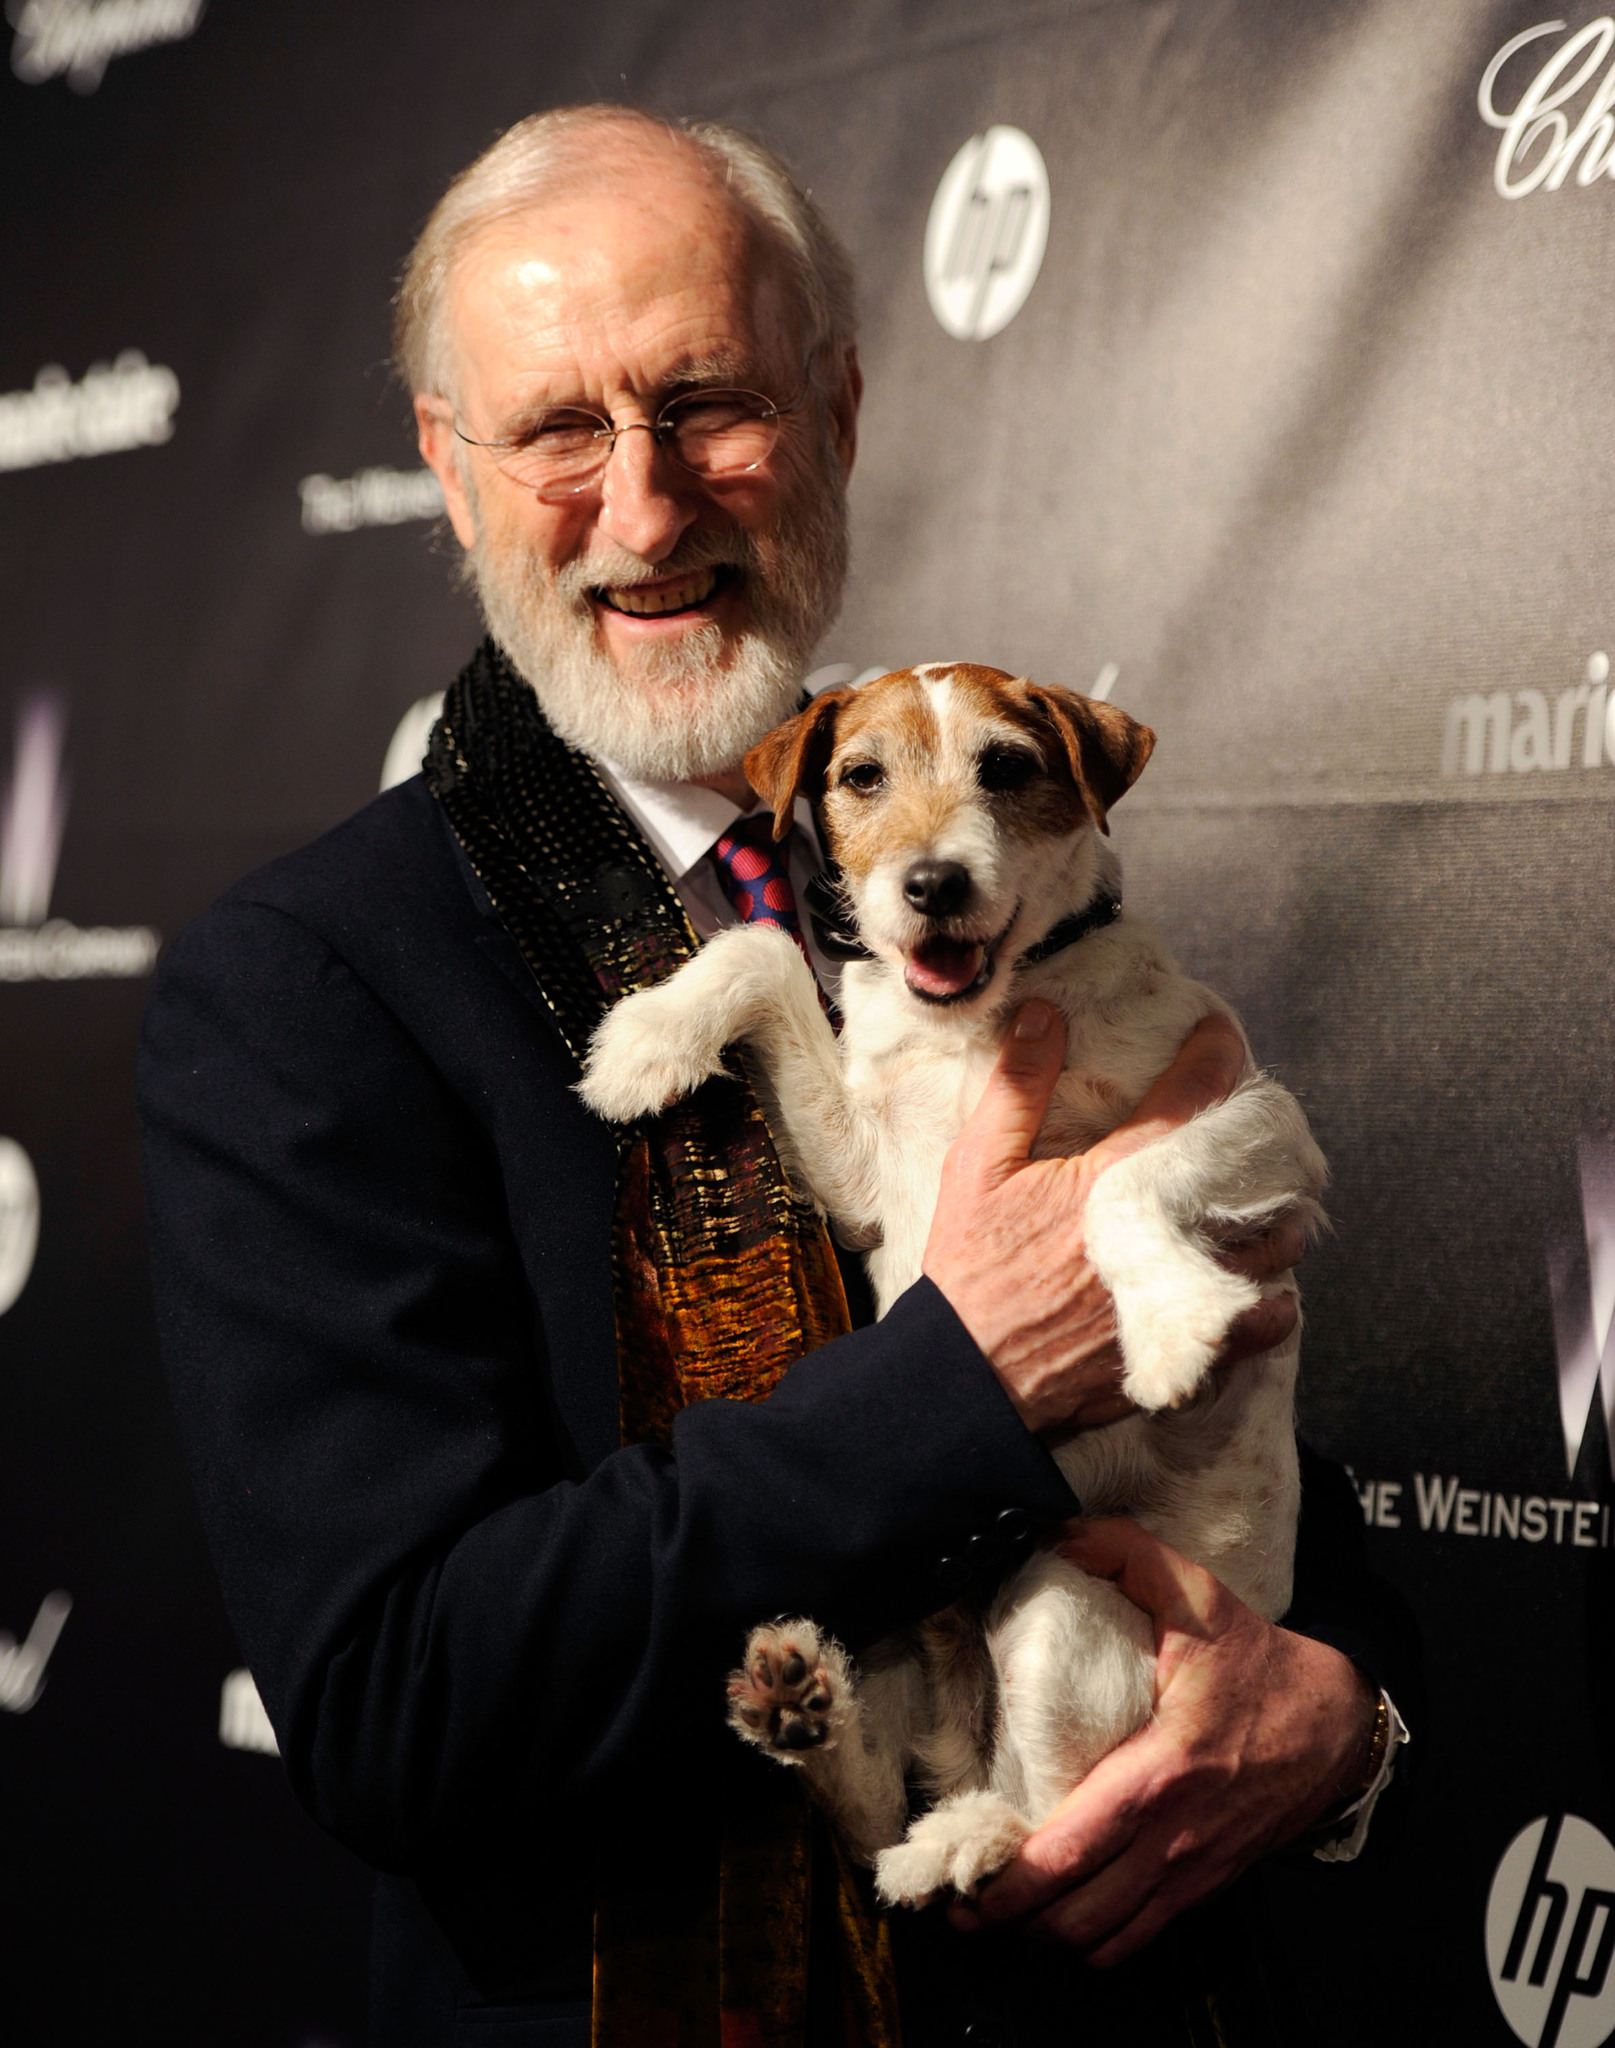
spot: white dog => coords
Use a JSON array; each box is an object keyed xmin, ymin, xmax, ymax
[{"xmin": 580, "ymin": 663, "xmax": 1326, "ymax": 1909}]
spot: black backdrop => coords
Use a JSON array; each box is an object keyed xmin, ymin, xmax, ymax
[{"xmin": 4, "ymin": 4, "xmax": 1614, "ymax": 2043}]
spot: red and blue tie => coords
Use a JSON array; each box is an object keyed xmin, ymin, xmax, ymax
[
  {"xmin": 710, "ymin": 811, "xmax": 840, "ymax": 1028},
  {"xmin": 710, "ymin": 811, "xmax": 807, "ymax": 952}
]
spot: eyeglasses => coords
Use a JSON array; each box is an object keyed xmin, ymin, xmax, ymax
[{"xmin": 454, "ymin": 386, "xmax": 806, "ymax": 501}]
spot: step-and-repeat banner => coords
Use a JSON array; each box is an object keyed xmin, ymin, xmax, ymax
[{"xmin": 4, "ymin": 3, "xmax": 1613, "ymax": 2042}]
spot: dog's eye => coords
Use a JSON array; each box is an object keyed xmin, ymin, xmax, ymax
[
  {"xmin": 978, "ymin": 747, "xmax": 1039, "ymax": 793},
  {"xmin": 839, "ymin": 760, "xmax": 887, "ymax": 794}
]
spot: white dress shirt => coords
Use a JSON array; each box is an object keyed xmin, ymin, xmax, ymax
[{"xmin": 591, "ymin": 756, "xmax": 843, "ymax": 1002}]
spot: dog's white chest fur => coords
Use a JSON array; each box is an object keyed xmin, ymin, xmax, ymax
[
  {"xmin": 833, "ymin": 922, "xmax": 1223, "ymax": 1324},
  {"xmin": 577, "ymin": 662, "xmax": 1328, "ymax": 1908}
]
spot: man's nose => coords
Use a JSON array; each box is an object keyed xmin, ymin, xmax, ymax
[{"xmin": 594, "ymin": 424, "xmax": 699, "ymax": 564}]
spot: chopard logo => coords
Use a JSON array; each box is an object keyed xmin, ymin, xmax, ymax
[
  {"xmin": 0, "ymin": 695, "xmax": 159, "ymax": 981},
  {"xmin": 1480, "ymin": 17, "xmax": 1615, "ymax": 197},
  {"xmin": 0, "ymin": 352, "xmax": 180, "ymax": 474},
  {"xmin": 8, "ymin": 0, "xmax": 204, "ymax": 93}
]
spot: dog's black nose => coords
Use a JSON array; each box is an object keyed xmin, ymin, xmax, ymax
[{"xmin": 903, "ymin": 860, "xmax": 972, "ymax": 918}]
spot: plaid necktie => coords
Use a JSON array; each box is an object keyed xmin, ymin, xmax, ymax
[{"xmin": 710, "ymin": 811, "xmax": 808, "ymax": 951}]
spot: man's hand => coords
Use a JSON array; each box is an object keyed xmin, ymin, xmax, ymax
[
  {"xmin": 922, "ymin": 1005, "xmax": 1300, "ymax": 1432},
  {"xmin": 949, "ymin": 1518, "xmax": 1379, "ymax": 1964}
]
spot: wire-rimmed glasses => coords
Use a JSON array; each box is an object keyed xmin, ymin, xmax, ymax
[{"xmin": 453, "ymin": 385, "xmax": 805, "ymax": 501}]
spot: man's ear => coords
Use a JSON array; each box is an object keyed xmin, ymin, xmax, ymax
[
  {"xmin": 1021, "ymin": 683, "xmax": 1156, "ymax": 835},
  {"xmin": 744, "ymin": 689, "xmax": 852, "ymax": 838},
  {"xmin": 827, "ymin": 343, "xmax": 862, "ymax": 481},
  {"xmin": 415, "ymin": 395, "xmax": 479, "ymax": 551}
]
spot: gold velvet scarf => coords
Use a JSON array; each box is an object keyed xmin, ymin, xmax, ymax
[{"xmin": 426, "ymin": 641, "xmax": 900, "ymax": 2048}]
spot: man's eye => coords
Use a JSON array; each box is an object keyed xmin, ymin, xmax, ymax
[
  {"xmin": 839, "ymin": 761, "xmax": 887, "ymax": 794},
  {"xmin": 978, "ymin": 747, "xmax": 1039, "ymax": 792},
  {"xmin": 522, "ymin": 412, "xmax": 608, "ymax": 452},
  {"xmin": 666, "ymin": 393, "xmax": 755, "ymax": 432}
]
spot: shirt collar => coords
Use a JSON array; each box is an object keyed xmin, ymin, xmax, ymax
[
  {"xmin": 594, "ymin": 754, "xmax": 827, "ymax": 884},
  {"xmin": 592, "ymin": 757, "xmax": 753, "ymax": 882}
]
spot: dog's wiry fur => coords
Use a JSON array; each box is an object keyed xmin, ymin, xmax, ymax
[{"xmin": 580, "ymin": 663, "xmax": 1327, "ymax": 1907}]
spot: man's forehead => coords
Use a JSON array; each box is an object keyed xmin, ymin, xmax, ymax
[{"xmin": 447, "ymin": 163, "xmax": 799, "ymax": 407}]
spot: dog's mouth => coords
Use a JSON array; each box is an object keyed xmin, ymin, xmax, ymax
[
  {"xmin": 591, "ymin": 565, "xmax": 735, "ymax": 618},
  {"xmin": 903, "ymin": 909, "xmax": 1018, "ymax": 1005}
]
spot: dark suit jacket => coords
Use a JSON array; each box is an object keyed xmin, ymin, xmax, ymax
[{"xmin": 137, "ymin": 774, "xmax": 1420, "ymax": 2048}]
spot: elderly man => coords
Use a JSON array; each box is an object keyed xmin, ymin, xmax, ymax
[{"xmin": 138, "ymin": 107, "xmax": 1415, "ymax": 2048}]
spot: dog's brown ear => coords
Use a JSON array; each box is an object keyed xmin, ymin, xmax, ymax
[
  {"xmin": 744, "ymin": 689, "xmax": 852, "ymax": 838},
  {"xmin": 1021, "ymin": 683, "xmax": 1155, "ymax": 835}
]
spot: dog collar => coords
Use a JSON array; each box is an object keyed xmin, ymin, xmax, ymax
[
  {"xmin": 804, "ymin": 874, "xmax": 1122, "ymax": 969},
  {"xmin": 1017, "ymin": 891, "xmax": 1122, "ymax": 966},
  {"xmin": 805, "ymin": 869, "xmax": 875, "ymax": 962}
]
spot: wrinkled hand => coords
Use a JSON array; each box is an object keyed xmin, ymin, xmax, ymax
[
  {"xmin": 949, "ymin": 1518, "xmax": 1378, "ymax": 1964},
  {"xmin": 922, "ymin": 1006, "xmax": 1301, "ymax": 1432}
]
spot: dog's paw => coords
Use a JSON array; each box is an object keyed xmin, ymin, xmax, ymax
[
  {"xmin": 1114, "ymin": 1261, "xmax": 1260, "ymax": 1412},
  {"xmin": 727, "ymin": 1619, "xmax": 849, "ymax": 1761},
  {"xmin": 577, "ymin": 984, "xmax": 727, "ymax": 1123},
  {"xmin": 874, "ymin": 1792, "xmax": 1032, "ymax": 1909}
]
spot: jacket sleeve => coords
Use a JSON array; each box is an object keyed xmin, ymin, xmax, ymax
[
  {"xmin": 1286, "ymin": 1442, "xmax": 1424, "ymax": 1723},
  {"xmin": 1282, "ymin": 1441, "xmax": 1424, "ymax": 1846},
  {"xmin": 136, "ymin": 894, "xmax": 1079, "ymax": 1874}
]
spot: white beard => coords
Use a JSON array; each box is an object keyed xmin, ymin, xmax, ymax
[{"xmin": 464, "ymin": 450, "xmax": 848, "ymax": 781}]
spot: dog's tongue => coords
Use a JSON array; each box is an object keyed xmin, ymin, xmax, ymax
[{"xmin": 905, "ymin": 934, "xmax": 986, "ymax": 999}]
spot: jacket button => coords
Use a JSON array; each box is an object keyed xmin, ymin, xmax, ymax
[
  {"xmin": 936, "ymin": 1554, "xmax": 973, "ymax": 1592},
  {"xmin": 994, "ymin": 1507, "xmax": 1032, "ymax": 1544},
  {"xmin": 962, "ymin": 2022, "xmax": 1011, "ymax": 2047}
]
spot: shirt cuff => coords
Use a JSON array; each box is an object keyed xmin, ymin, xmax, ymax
[{"xmin": 1311, "ymin": 1690, "xmax": 1410, "ymax": 1864}]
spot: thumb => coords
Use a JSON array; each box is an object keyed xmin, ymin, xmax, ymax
[
  {"xmin": 947, "ymin": 1001, "xmax": 1067, "ymax": 1188},
  {"xmin": 1057, "ymin": 1517, "xmax": 1223, "ymax": 1639}
]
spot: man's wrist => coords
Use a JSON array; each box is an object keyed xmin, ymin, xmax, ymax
[
  {"xmin": 1328, "ymin": 1687, "xmax": 1392, "ymax": 1818},
  {"xmin": 1297, "ymin": 1684, "xmax": 1410, "ymax": 1861}
]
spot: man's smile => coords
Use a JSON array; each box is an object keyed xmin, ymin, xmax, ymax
[{"xmin": 592, "ymin": 565, "xmax": 734, "ymax": 619}]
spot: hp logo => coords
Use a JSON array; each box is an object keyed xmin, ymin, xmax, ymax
[
  {"xmin": 924, "ymin": 126, "xmax": 1050, "ymax": 341},
  {"xmin": 1487, "ymin": 1815, "xmax": 1615, "ymax": 2048}
]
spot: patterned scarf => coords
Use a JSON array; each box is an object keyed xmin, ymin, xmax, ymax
[{"xmin": 425, "ymin": 639, "xmax": 899, "ymax": 2048}]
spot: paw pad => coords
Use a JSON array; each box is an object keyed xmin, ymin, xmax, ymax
[{"xmin": 728, "ymin": 1623, "xmax": 840, "ymax": 1755}]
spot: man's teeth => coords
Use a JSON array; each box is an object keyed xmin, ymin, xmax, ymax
[{"xmin": 602, "ymin": 568, "xmax": 720, "ymax": 616}]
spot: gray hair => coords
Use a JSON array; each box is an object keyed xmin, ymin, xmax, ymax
[{"xmin": 394, "ymin": 104, "xmax": 858, "ymax": 403}]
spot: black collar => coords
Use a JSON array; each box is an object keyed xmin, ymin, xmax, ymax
[
  {"xmin": 805, "ymin": 870, "xmax": 875, "ymax": 962},
  {"xmin": 804, "ymin": 871, "xmax": 1122, "ymax": 971},
  {"xmin": 1017, "ymin": 891, "xmax": 1122, "ymax": 964}
]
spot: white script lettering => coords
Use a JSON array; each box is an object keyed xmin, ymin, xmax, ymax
[{"xmin": 1479, "ymin": 17, "xmax": 1615, "ymax": 197}]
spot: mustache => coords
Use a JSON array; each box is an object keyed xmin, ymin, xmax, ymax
[{"xmin": 553, "ymin": 528, "xmax": 762, "ymax": 607}]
